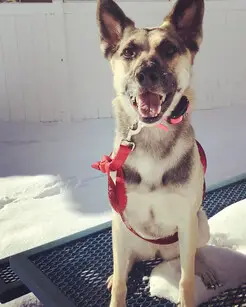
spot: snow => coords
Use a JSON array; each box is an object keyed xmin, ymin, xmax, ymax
[
  {"xmin": 0, "ymin": 118, "xmax": 115, "ymax": 258},
  {"xmin": 1, "ymin": 105, "xmax": 246, "ymax": 306}
]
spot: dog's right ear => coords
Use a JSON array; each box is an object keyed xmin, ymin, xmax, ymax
[
  {"xmin": 96, "ymin": 0, "xmax": 135, "ymax": 58},
  {"xmin": 163, "ymin": 0, "xmax": 204, "ymax": 52}
]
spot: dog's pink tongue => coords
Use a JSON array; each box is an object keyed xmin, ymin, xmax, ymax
[{"xmin": 137, "ymin": 92, "xmax": 161, "ymax": 118}]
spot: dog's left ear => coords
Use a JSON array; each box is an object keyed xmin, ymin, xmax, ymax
[
  {"xmin": 164, "ymin": 0, "xmax": 204, "ymax": 52},
  {"xmin": 96, "ymin": 0, "xmax": 135, "ymax": 58}
]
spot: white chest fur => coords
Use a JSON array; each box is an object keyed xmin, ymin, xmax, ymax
[{"xmin": 123, "ymin": 138, "xmax": 203, "ymax": 240}]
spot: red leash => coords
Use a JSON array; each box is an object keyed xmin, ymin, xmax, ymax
[{"xmin": 91, "ymin": 144, "xmax": 132, "ymax": 213}]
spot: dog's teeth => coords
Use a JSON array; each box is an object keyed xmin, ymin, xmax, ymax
[{"xmin": 160, "ymin": 94, "xmax": 166, "ymax": 103}]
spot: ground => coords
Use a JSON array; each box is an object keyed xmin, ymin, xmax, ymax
[{"xmin": 0, "ymin": 105, "xmax": 246, "ymax": 306}]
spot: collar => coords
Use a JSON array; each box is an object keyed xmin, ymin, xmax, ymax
[
  {"xmin": 92, "ymin": 96, "xmax": 200, "ymax": 245},
  {"xmin": 157, "ymin": 95, "xmax": 190, "ymax": 131},
  {"xmin": 168, "ymin": 95, "xmax": 190, "ymax": 123}
]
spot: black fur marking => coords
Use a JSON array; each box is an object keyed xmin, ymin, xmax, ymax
[
  {"xmin": 157, "ymin": 38, "xmax": 186, "ymax": 57},
  {"xmin": 123, "ymin": 165, "xmax": 141, "ymax": 185},
  {"xmin": 162, "ymin": 146, "xmax": 193, "ymax": 186},
  {"xmin": 184, "ymin": 39, "xmax": 199, "ymax": 53},
  {"xmin": 149, "ymin": 185, "xmax": 157, "ymax": 192}
]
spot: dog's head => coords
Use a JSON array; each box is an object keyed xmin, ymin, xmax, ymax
[{"xmin": 96, "ymin": 0, "xmax": 204, "ymax": 125}]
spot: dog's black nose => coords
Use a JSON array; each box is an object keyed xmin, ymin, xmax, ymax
[{"xmin": 136, "ymin": 64, "xmax": 160, "ymax": 88}]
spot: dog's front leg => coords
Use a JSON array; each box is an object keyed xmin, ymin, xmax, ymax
[
  {"xmin": 109, "ymin": 217, "xmax": 133, "ymax": 307},
  {"xmin": 178, "ymin": 210, "xmax": 198, "ymax": 307}
]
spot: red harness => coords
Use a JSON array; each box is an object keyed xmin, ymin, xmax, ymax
[{"xmin": 92, "ymin": 105, "xmax": 207, "ymax": 245}]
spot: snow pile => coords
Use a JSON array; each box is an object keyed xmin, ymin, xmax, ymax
[
  {"xmin": 149, "ymin": 200, "xmax": 246, "ymax": 306},
  {"xmin": 0, "ymin": 175, "xmax": 112, "ymax": 258},
  {"xmin": 0, "ymin": 120, "xmax": 114, "ymax": 259}
]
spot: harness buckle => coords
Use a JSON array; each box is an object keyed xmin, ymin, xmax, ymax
[
  {"xmin": 119, "ymin": 121, "xmax": 143, "ymax": 152},
  {"xmin": 121, "ymin": 140, "xmax": 136, "ymax": 151},
  {"xmin": 126, "ymin": 121, "xmax": 143, "ymax": 142}
]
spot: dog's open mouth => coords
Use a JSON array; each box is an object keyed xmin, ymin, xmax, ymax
[{"xmin": 131, "ymin": 91, "xmax": 169, "ymax": 124}]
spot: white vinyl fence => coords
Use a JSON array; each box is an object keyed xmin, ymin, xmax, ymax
[{"xmin": 0, "ymin": 0, "xmax": 246, "ymax": 122}]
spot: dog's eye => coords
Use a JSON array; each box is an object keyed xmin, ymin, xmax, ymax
[
  {"xmin": 122, "ymin": 48, "xmax": 136, "ymax": 59},
  {"xmin": 165, "ymin": 44, "xmax": 178, "ymax": 57}
]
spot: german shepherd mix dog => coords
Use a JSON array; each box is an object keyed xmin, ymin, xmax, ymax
[{"xmin": 95, "ymin": 0, "xmax": 219, "ymax": 306}]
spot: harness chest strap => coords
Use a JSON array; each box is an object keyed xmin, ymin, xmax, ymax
[{"xmin": 92, "ymin": 139, "xmax": 207, "ymax": 245}]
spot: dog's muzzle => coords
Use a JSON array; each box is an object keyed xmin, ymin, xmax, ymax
[{"xmin": 130, "ymin": 63, "xmax": 176, "ymax": 124}]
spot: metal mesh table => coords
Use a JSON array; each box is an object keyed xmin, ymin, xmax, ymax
[
  {"xmin": 0, "ymin": 260, "xmax": 29, "ymax": 304},
  {"xmin": 0, "ymin": 179, "xmax": 246, "ymax": 306}
]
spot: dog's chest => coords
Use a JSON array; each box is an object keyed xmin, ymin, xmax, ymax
[{"xmin": 123, "ymin": 150, "xmax": 192, "ymax": 237}]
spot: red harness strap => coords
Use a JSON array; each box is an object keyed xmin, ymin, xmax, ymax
[
  {"xmin": 92, "ymin": 144, "xmax": 132, "ymax": 213},
  {"xmin": 196, "ymin": 140, "xmax": 207, "ymax": 199},
  {"xmin": 92, "ymin": 140, "xmax": 207, "ymax": 246}
]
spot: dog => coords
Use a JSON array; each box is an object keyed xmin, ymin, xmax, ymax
[{"xmin": 95, "ymin": 0, "xmax": 217, "ymax": 306}]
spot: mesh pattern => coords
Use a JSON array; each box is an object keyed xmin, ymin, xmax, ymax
[
  {"xmin": 203, "ymin": 180, "xmax": 246, "ymax": 218},
  {"xmin": 0, "ymin": 265, "xmax": 20, "ymax": 284},
  {"xmin": 29, "ymin": 180, "xmax": 246, "ymax": 307},
  {"xmin": 200, "ymin": 284, "xmax": 246, "ymax": 307}
]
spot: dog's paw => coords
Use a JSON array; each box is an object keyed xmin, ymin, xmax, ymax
[
  {"xmin": 177, "ymin": 296, "xmax": 195, "ymax": 307},
  {"xmin": 177, "ymin": 300, "xmax": 194, "ymax": 307},
  {"xmin": 177, "ymin": 279, "xmax": 195, "ymax": 307},
  {"xmin": 106, "ymin": 274, "xmax": 113, "ymax": 291},
  {"xmin": 109, "ymin": 287, "xmax": 127, "ymax": 307},
  {"xmin": 108, "ymin": 279, "xmax": 127, "ymax": 307},
  {"xmin": 109, "ymin": 301, "xmax": 126, "ymax": 307}
]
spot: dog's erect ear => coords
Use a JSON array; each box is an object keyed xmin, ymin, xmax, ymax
[
  {"xmin": 96, "ymin": 0, "xmax": 135, "ymax": 58},
  {"xmin": 164, "ymin": 0, "xmax": 204, "ymax": 52}
]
